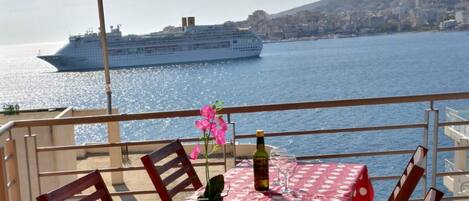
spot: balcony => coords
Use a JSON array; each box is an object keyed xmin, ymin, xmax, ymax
[
  {"xmin": 444, "ymin": 159, "xmax": 469, "ymax": 195},
  {"xmin": 2, "ymin": 92, "xmax": 469, "ymax": 201}
]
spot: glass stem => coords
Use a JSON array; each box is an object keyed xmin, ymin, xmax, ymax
[
  {"xmin": 204, "ymin": 136, "xmax": 210, "ymax": 197},
  {"xmin": 285, "ymin": 174, "xmax": 289, "ymax": 192},
  {"xmin": 276, "ymin": 167, "xmax": 280, "ymax": 182}
]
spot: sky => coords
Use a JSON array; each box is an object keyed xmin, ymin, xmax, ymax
[{"xmin": 0, "ymin": 0, "xmax": 317, "ymax": 45}]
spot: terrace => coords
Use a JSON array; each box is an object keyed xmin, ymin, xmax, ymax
[{"xmin": 1, "ymin": 92, "xmax": 469, "ymax": 201}]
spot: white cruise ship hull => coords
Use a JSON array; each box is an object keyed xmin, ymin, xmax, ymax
[
  {"xmin": 39, "ymin": 46, "xmax": 261, "ymax": 71},
  {"xmin": 38, "ymin": 24, "xmax": 263, "ymax": 72}
]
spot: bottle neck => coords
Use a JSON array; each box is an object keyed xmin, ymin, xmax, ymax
[{"xmin": 256, "ymin": 136, "xmax": 265, "ymax": 151}]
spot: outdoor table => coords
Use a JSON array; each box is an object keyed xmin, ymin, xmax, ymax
[{"xmin": 187, "ymin": 160, "xmax": 374, "ymax": 201}]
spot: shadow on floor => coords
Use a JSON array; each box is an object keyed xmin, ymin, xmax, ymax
[{"xmin": 113, "ymin": 184, "xmax": 138, "ymax": 201}]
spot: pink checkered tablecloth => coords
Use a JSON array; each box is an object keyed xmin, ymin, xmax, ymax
[{"xmin": 189, "ymin": 160, "xmax": 374, "ymax": 201}]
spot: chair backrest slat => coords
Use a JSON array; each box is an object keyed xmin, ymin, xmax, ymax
[
  {"xmin": 423, "ymin": 188, "xmax": 444, "ymax": 201},
  {"xmin": 141, "ymin": 140, "xmax": 202, "ymax": 201},
  {"xmin": 388, "ymin": 146, "xmax": 428, "ymax": 201},
  {"xmin": 158, "ymin": 156, "xmax": 184, "ymax": 174},
  {"xmin": 36, "ymin": 170, "xmax": 112, "ymax": 201},
  {"xmin": 168, "ymin": 176, "xmax": 197, "ymax": 198},
  {"xmin": 148, "ymin": 141, "xmax": 181, "ymax": 162},
  {"xmin": 162, "ymin": 166, "xmax": 190, "ymax": 186}
]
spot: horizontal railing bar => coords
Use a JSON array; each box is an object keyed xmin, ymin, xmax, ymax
[
  {"xmin": 13, "ymin": 109, "xmax": 199, "ymax": 128},
  {"xmin": 439, "ymin": 120, "xmax": 469, "ymax": 127},
  {"xmin": 435, "ymin": 170, "xmax": 469, "ymax": 177},
  {"xmin": 39, "ymin": 162, "xmax": 226, "ymax": 177},
  {"xmin": 40, "ymin": 167, "xmax": 145, "ymax": 177},
  {"xmin": 442, "ymin": 196, "xmax": 469, "ymax": 201},
  {"xmin": 410, "ymin": 196, "xmax": 469, "ymax": 201},
  {"xmin": 10, "ymin": 92, "xmax": 469, "ymax": 128},
  {"xmin": 221, "ymin": 92, "xmax": 469, "ymax": 114},
  {"xmin": 370, "ymin": 175, "xmax": 401, "ymax": 181},
  {"xmin": 37, "ymin": 124, "xmax": 425, "ymax": 152},
  {"xmin": 0, "ymin": 121, "xmax": 15, "ymax": 135},
  {"xmin": 0, "ymin": 107, "xmax": 67, "ymax": 115},
  {"xmin": 296, "ymin": 149, "xmax": 415, "ymax": 160},
  {"xmin": 235, "ymin": 123, "xmax": 426, "ymax": 139},
  {"xmin": 73, "ymin": 191, "xmax": 155, "ymax": 198},
  {"xmin": 36, "ymin": 137, "xmax": 202, "ymax": 152},
  {"xmin": 437, "ymin": 146, "xmax": 469, "ymax": 152},
  {"xmin": 110, "ymin": 190, "xmax": 157, "ymax": 196},
  {"xmin": 75, "ymin": 189, "xmax": 194, "ymax": 198},
  {"xmin": 111, "ymin": 188, "xmax": 193, "ymax": 196}
]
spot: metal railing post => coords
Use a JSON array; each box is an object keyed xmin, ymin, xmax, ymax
[
  {"xmin": 25, "ymin": 127, "xmax": 33, "ymax": 201},
  {"xmin": 0, "ymin": 147, "xmax": 8, "ymax": 201},
  {"xmin": 222, "ymin": 114, "xmax": 228, "ymax": 172},
  {"xmin": 422, "ymin": 109, "xmax": 430, "ymax": 196},
  {"xmin": 5, "ymin": 138, "xmax": 20, "ymax": 201},
  {"xmin": 227, "ymin": 114, "xmax": 237, "ymax": 167},
  {"xmin": 32, "ymin": 134, "xmax": 41, "ymax": 194},
  {"xmin": 431, "ymin": 109, "xmax": 439, "ymax": 188}
]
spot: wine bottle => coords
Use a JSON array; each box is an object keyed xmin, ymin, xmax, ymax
[{"xmin": 253, "ymin": 130, "xmax": 269, "ymax": 191}]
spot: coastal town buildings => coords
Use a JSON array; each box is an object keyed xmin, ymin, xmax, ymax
[{"xmin": 234, "ymin": 0, "xmax": 469, "ymax": 41}]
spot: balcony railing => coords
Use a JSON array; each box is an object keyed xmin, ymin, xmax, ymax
[
  {"xmin": 445, "ymin": 159, "xmax": 456, "ymax": 173},
  {"xmin": 3, "ymin": 91, "xmax": 469, "ymax": 201}
]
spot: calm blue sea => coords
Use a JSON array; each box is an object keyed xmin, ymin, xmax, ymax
[{"xmin": 1, "ymin": 31, "xmax": 469, "ymax": 199}]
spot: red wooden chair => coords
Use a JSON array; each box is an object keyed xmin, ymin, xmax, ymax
[
  {"xmin": 141, "ymin": 139, "xmax": 203, "ymax": 201},
  {"xmin": 423, "ymin": 188, "xmax": 444, "ymax": 201},
  {"xmin": 388, "ymin": 145, "xmax": 428, "ymax": 201},
  {"xmin": 36, "ymin": 170, "xmax": 112, "ymax": 201}
]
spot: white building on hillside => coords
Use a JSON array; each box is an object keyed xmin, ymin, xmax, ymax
[{"xmin": 455, "ymin": 11, "xmax": 469, "ymax": 24}]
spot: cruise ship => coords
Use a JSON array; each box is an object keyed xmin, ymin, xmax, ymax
[{"xmin": 38, "ymin": 17, "xmax": 263, "ymax": 71}]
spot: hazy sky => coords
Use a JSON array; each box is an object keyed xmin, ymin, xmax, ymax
[{"xmin": 0, "ymin": 0, "xmax": 317, "ymax": 45}]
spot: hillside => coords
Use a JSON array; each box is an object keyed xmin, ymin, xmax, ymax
[
  {"xmin": 234, "ymin": 0, "xmax": 468, "ymax": 41},
  {"xmin": 272, "ymin": 0, "xmax": 465, "ymax": 18}
]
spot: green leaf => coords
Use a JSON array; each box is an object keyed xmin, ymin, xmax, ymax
[
  {"xmin": 201, "ymin": 174, "xmax": 224, "ymax": 200},
  {"xmin": 207, "ymin": 145, "xmax": 220, "ymax": 156},
  {"xmin": 213, "ymin": 100, "xmax": 224, "ymax": 111}
]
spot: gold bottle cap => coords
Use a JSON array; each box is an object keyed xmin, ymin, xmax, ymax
[{"xmin": 256, "ymin": 130, "xmax": 264, "ymax": 137}]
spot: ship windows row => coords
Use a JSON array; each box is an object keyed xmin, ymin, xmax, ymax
[
  {"xmin": 233, "ymin": 46, "xmax": 260, "ymax": 51},
  {"xmin": 108, "ymin": 41, "xmax": 231, "ymax": 56},
  {"xmin": 109, "ymin": 34, "xmax": 232, "ymax": 47}
]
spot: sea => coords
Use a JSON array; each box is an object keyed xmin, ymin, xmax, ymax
[{"xmin": 1, "ymin": 31, "xmax": 469, "ymax": 199}]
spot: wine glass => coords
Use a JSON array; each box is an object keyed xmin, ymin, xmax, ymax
[
  {"xmin": 279, "ymin": 155, "xmax": 297, "ymax": 195},
  {"xmin": 270, "ymin": 147, "xmax": 287, "ymax": 186}
]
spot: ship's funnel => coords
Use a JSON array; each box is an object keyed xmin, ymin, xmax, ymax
[
  {"xmin": 188, "ymin": 17, "xmax": 195, "ymax": 26},
  {"xmin": 182, "ymin": 17, "xmax": 188, "ymax": 28}
]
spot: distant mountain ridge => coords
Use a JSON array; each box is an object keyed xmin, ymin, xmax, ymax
[
  {"xmin": 272, "ymin": 0, "xmax": 388, "ymax": 18},
  {"xmin": 272, "ymin": 0, "xmax": 464, "ymax": 18}
]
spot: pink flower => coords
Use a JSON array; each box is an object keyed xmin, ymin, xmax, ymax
[
  {"xmin": 211, "ymin": 117, "xmax": 227, "ymax": 145},
  {"xmin": 195, "ymin": 119, "xmax": 210, "ymax": 132},
  {"xmin": 213, "ymin": 129, "xmax": 226, "ymax": 145},
  {"xmin": 195, "ymin": 104, "xmax": 227, "ymax": 147},
  {"xmin": 216, "ymin": 117, "xmax": 228, "ymax": 132},
  {"xmin": 210, "ymin": 117, "xmax": 227, "ymax": 136},
  {"xmin": 190, "ymin": 144, "xmax": 200, "ymax": 160},
  {"xmin": 200, "ymin": 105, "xmax": 216, "ymax": 120}
]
